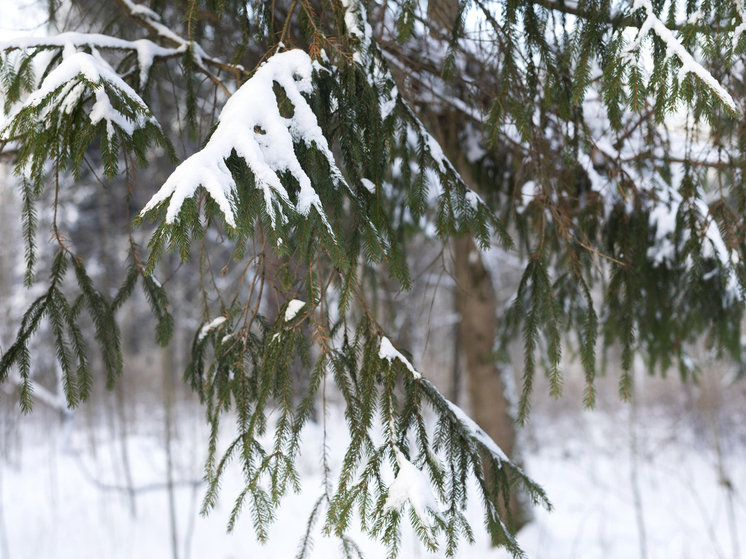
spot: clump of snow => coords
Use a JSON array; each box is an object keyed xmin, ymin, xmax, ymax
[
  {"xmin": 58, "ymin": 81, "xmax": 87, "ymax": 116},
  {"xmin": 733, "ymin": 0, "xmax": 746, "ymax": 51},
  {"xmin": 361, "ymin": 178, "xmax": 376, "ymax": 193},
  {"xmin": 90, "ymin": 88, "xmax": 134, "ymax": 138},
  {"xmin": 62, "ymin": 42, "xmax": 77, "ymax": 59},
  {"xmin": 686, "ymin": 10, "xmax": 703, "ymax": 24},
  {"xmin": 380, "ymin": 85, "xmax": 397, "ymax": 120},
  {"xmin": 284, "ymin": 299, "xmax": 306, "ymax": 322},
  {"xmin": 26, "ymin": 52, "xmax": 131, "ymax": 108},
  {"xmin": 426, "ymin": 135, "xmax": 447, "ymax": 173},
  {"xmin": 140, "ymin": 50, "xmax": 342, "ymax": 234},
  {"xmin": 465, "ymin": 189, "xmax": 484, "ymax": 210},
  {"xmin": 379, "ymin": 336, "xmax": 421, "ymax": 379},
  {"xmin": 339, "ymin": 0, "xmax": 372, "ymax": 41},
  {"xmin": 445, "ymin": 400, "xmax": 509, "ymax": 464},
  {"xmin": 384, "ymin": 447, "xmax": 439, "ymax": 523},
  {"xmin": 198, "ymin": 316, "xmax": 227, "ymax": 341},
  {"xmin": 120, "ymin": 0, "xmax": 162, "ymax": 20},
  {"xmin": 518, "ymin": 180, "xmax": 539, "ymax": 212}
]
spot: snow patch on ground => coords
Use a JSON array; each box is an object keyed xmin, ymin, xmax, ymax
[{"xmin": 2, "ymin": 388, "xmax": 745, "ymax": 559}]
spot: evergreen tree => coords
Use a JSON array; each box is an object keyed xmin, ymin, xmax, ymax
[{"xmin": 2, "ymin": 0, "xmax": 746, "ymax": 556}]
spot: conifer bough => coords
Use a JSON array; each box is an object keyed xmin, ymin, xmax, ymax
[{"xmin": 2, "ymin": 0, "xmax": 746, "ymax": 555}]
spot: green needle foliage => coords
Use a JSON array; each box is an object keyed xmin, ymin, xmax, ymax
[{"xmin": 2, "ymin": 0, "xmax": 746, "ymax": 555}]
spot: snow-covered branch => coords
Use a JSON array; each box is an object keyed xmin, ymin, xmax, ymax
[
  {"xmin": 625, "ymin": 0, "xmax": 737, "ymax": 113},
  {"xmin": 0, "ymin": 32, "xmax": 184, "ymax": 86},
  {"xmin": 141, "ymin": 50, "xmax": 339, "ymax": 236},
  {"xmin": 3, "ymin": 49, "xmax": 159, "ymax": 141},
  {"xmin": 343, "ymin": 0, "xmax": 503, "ymax": 244},
  {"xmin": 113, "ymin": 0, "xmax": 247, "ymax": 81},
  {"xmin": 378, "ymin": 335, "xmax": 514, "ymax": 468},
  {"xmin": 647, "ymin": 183, "xmax": 742, "ymax": 301}
]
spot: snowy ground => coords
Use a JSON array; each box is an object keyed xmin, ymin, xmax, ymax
[{"xmin": 1, "ymin": 376, "xmax": 745, "ymax": 559}]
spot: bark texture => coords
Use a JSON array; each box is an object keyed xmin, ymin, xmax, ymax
[{"xmin": 453, "ymin": 237, "xmax": 530, "ymax": 531}]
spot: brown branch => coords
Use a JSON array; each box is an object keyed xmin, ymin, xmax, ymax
[
  {"xmin": 111, "ymin": 0, "xmax": 247, "ymax": 83},
  {"xmin": 532, "ymin": 0, "xmax": 643, "ymax": 28},
  {"xmin": 278, "ymin": 0, "xmax": 299, "ymax": 49}
]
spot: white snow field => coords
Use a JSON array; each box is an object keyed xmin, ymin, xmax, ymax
[{"xmin": 1, "ymin": 371, "xmax": 744, "ymax": 559}]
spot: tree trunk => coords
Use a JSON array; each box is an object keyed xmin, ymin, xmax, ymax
[
  {"xmin": 428, "ymin": 99, "xmax": 532, "ymax": 533},
  {"xmin": 452, "ymin": 238, "xmax": 530, "ymax": 531},
  {"xmin": 428, "ymin": 0, "xmax": 459, "ymax": 35},
  {"xmin": 422, "ymin": 0, "xmax": 530, "ymax": 531}
]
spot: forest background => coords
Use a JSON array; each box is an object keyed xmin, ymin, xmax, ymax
[{"xmin": 1, "ymin": 0, "xmax": 746, "ymax": 557}]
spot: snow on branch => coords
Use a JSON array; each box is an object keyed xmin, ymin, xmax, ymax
[
  {"xmin": 115, "ymin": 0, "xmax": 245, "ymax": 78},
  {"xmin": 444, "ymin": 399, "xmax": 510, "ymax": 463},
  {"xmin": 118, "ymin": 0, "xmax": 207, "ymax": 58},
  {"xmin": 141, "ymin": 50, "xmax": 341, "ymax": 233},
  {"xmin": 284, "ymin": 299, "xmax": 306, "ymax": 321},
  {"xmin": 384, "ymin": 446, "xmax": 440, "ymax": 523},
  {"xmin": 733, "ymin": 0, "xmax": 746, "ymax": 51},
  {"xmin": 197, "ymin": 316, "xmax": 228, "ymax": 342},
  {"xmin": 343, "ymin": 0, "xmax": 506, "ymax": 246},
  {"xmin": 378, "ymin": 335, "xmax": 513, "ymax": 467},
  {"xmin": 625, "ymin": 0, "xmax": 737, "ymax": 113},
  {"xmin": 648, "ymin": 182, "xmax": 742, "ymax": 301},
  {"xmin": 0, "ymin": 32, "xmax": 184, "ymax": 86},
  {"xmin": 379, "ymin": 336, "xmax": 421, "ymax": 379},
  {"xmin": 340, "ymin": 0, "xmax": 373, "ymax": 42},
  {"xmin": 3, "ymin": 50, "xmax": 159, "ymax": 141}
]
